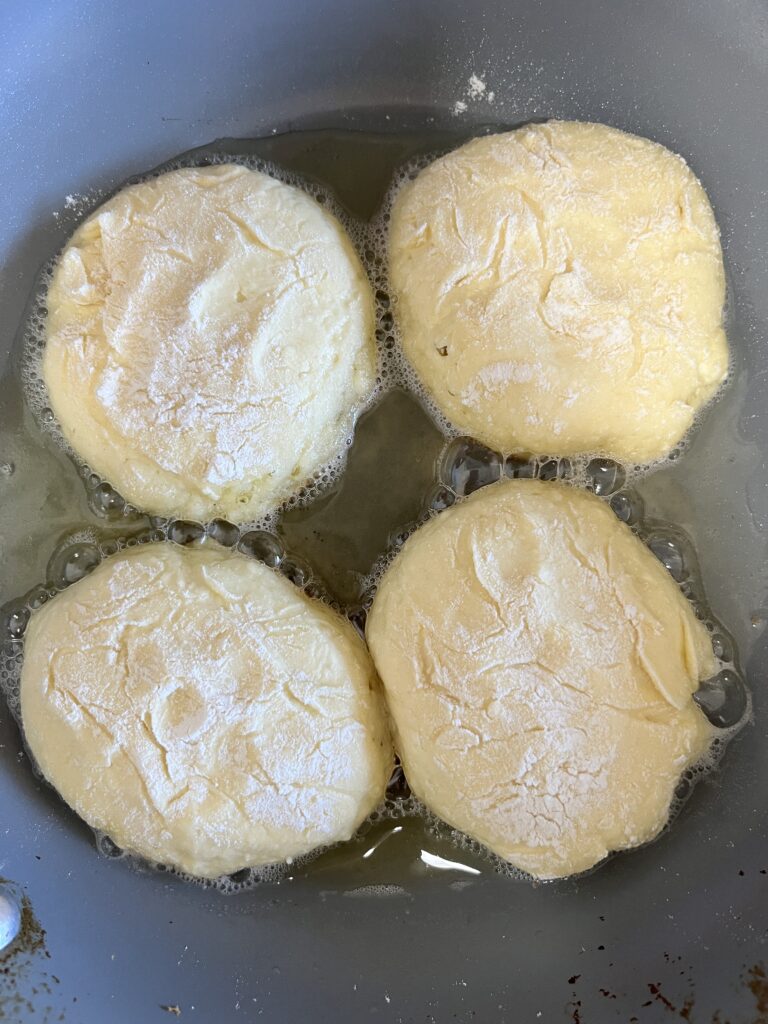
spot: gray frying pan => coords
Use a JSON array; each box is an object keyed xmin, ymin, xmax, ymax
[{"xmin": 1, "ymin": 1, "xmax": 767, "ymax": 1021}]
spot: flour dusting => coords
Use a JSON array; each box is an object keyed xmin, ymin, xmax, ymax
[{"xmin": 451, "ymin": 73, "xmax": 496, "ymax": 116}]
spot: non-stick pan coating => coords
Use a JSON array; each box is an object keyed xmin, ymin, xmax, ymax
[{"xmin": 1, "ymin": 1, "xmax": 767, "ymax": 1020}]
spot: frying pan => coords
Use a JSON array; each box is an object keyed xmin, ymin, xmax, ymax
[{"xmin": 1, "ymin": 1, "xmax": 767, "ymax": 1021}]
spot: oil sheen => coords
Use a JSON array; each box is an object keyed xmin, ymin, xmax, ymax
[{"xmin": 0, "ymin": 127, "xmax": 754, "ymax": 894}]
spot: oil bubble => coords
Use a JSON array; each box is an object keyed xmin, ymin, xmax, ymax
[
  {"xmin": 3, "ymin": 605, "xmax": 29, "ymax": 641},
  {"xmin": 95, "ymin": 832, "xmax": 124, "ymax": 859},
  {"xmin": 504, "ymin": 455, "xmax": 536, "ymax": 479},
  {"xmin": 26, "ymin": 586, "xmax": 50, "ymax": 611},
  {"xmin": 238, "ymin": 530, "xmax": 284, "ymax": 567},
  {"xmin": 48, "ymin": 542, "xmax": 101, "ymax": 587},
  {"xmin": 694, "ymin": 670, "xmax": 748, "ymax": 729},
  {"xmin": 89, "ymin": 481, "xmax": 127, "ymax": 520},
  {"xmin": 646, "ymin": 532, "xmax": 690, "ymax": 583},
  {"xmin": 441, "ymin": 437, "xmax": 502, "ymax": 496},
  {"xmin": 427, "ymin": 484, "xmax": 456, "ymax": 513},
  {"xmin": 610, "ymin": 490, "xmax": 645, "ymax": 526},
  {"xmin": 388, "ymin": 522, "xmax": 417, "ymax": 550},
  {"xmin": 207, "ymin": 519, "xmax": 240, "ymax": 547},
  {"xmin": 227, "ymin": 867, "xmax": 252, "ymax": 885},
  {"xmin": 280, "ymin": 556, "xmax": 312, "ymax": 588},
  {"xmin": 585, "ymin": 458, "xmax": 626, "ymax": 496},
  {"xmin": 674, "ymin": 777, "xmax": 691, "ymax": 802},
  {"xmin": 537, "ymin": 458, "xmax": 570, "ymax": 482},
  {"xmin": 168, "ymin": 520, "xmax": 205, "ymax": 546},
  {"xmin": 711, "ymin": 633, "xmax": 734, "ymax": 663}
]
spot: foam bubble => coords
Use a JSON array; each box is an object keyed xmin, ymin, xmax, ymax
[{"xmin": 344, "ymin": 883, "xmax": 411, "ymax": 899}]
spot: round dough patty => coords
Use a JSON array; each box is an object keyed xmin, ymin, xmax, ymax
[
  {"xmin": 43, "ymin": 164, "xmax": 375, "ymax": 521},
  {"xmin": 366, "ymin": 480, "xmax": 715, "ymax": 879},
  {"xmin": 389, "ymin": 121, "xmax": 728, "ymax": 462},
  {"xmin": 20, "ymin": 543, "xmax": 392, "ymax": 877}
]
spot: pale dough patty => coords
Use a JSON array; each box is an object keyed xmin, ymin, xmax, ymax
[
  {"xmin": 366, "ymin": 480, "xmax": 715, "ymax": 879},
  {"xmin": 43, "ymin": 164, "xmax": 375, "ymax": 521},
  {"xmin": 20, "ymin": 543, "xmax": 392, "ymax": 878},
  {"xmin": 389, "ymin": 121, "xmax": 728, "ymax": 462}
]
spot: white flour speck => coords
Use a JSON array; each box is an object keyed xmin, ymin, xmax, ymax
[
  {"xmin": 451, "ymin": 73, "xmax": 497, "ymax": 116},
  {"xmin": 467, "ymin": 74, "xmax": 487, "ymax": 99}
]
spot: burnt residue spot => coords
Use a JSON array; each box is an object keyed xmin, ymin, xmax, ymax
[
  {"xmin": 566, "ymin": 950, "xmax": 708, "ymax": 1019},
  {"xmin": 746, "ymin": 964, "xmax": 768, "ymax": 1018},
  {"xmin": 647, "ymin": 978, "xmax": 700, "ymax": 1019},
  {"xmin": 0, "ymin": 888, "xmax": 59, "ymax": 1022},
  {"xmin": 18, "ymin": 895, "xmax": 48, "ymax": 958},
  {"xmin": 645, "ymin": 980, "xmax": 698, "ymax": 1019},
  {"xmin": 436, "ymin": 346, "xmax": 448, "ymax": 357},
  {"xmin": 0, "ymin": 893, "xmax": 49, "ymax": 967},
  {"xmin": 568, "ymin": 997, "xmax": 582, "ymax": 1023}
]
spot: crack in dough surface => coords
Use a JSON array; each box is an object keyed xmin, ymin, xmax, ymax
[
  {"xmin": 388, "ymin": 121, "xmax": 728, "ymax": 462},
  {"xmin": 43, "ymin": 164, "xmax": 376, "ymax": 521},
  {"xmin": 366, "ymin": 480, "xmax": 715, "ymax": 879},
  {"xmin": 20, "ymin": 543, "xmax": 392, "ymax": 878}
]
